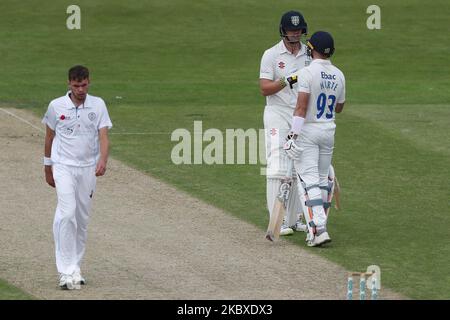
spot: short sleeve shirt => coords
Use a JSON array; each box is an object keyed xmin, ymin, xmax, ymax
[
  {"xmin": 42, "ymin": 92, "xmax": 113, "ymax": 167},
  {"xmin": 260, "ymin": 40, "xmax": 311, "ymax": 108}
]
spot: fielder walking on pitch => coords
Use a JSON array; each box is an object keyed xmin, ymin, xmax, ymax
[
  {"xmin": 284, "ymin": 31, "xmax": 345, "ymax": 247},
  {"xmin": 42, "ymin": 65, "xmax": 113, "ymax": 289}
]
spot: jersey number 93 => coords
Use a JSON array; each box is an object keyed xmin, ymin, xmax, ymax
[{"xmin": 316, "ymin": 93, "xmax": 336, "ymax": 119}]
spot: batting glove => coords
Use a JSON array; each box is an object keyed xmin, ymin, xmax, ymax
[
  {"xmin": 283, "ymin": 134, "xmax": 302, "ymax": 160},
  {"xmin": 280, "ymin": 73, "xmax": 298, "ymax": 89},
  {"xmin": 286, "ymin": 74, "xmax": 298, "ymax": 89}
]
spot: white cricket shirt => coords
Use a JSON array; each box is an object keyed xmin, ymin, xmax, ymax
[
  {"xmin": 297, "ymin": 59, "xmax": 345, "ymax": 124},
  {"xmin": 42, "ymin": 92, "xmax": 113, "ymax": 167},
  {"xmin": 260, "ymin": 40, "xmax": 311, "ymax": 108}
]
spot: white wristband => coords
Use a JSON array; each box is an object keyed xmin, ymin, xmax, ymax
[
  {"xmin": 291, "ymin": 116, "xmax": 305, "ymax": 135},
  {"xmin": 43, "ymin": 157, "xmax": 53, "ymax": 166}
]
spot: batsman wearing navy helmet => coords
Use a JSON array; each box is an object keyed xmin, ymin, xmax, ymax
[
  {"xmin": 260, "ymin": 12, "xmax": 339, "ymax": 237},
  {"xmin": 284, "ymin": 31, "xmax": 346, "ymax": 247},
  {"xmin": 279, "ymin": 10, "xmax": 308, "ymax": 45}
]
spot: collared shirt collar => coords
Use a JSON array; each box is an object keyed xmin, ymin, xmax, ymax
[
  {"xmin": 278, "ymin": 40, "xmax": 307, "ymax": 57},
  {"xmin": 311, "ymin": 58, "xmax": 332, "ymax": 65},
  {"xmin": 65, "ymin": 91, "xmax": 91, "ymax": 109}
]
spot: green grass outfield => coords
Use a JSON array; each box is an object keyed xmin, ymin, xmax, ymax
[
  {"xmin": 0, "ymin": 280, "xmax": 34, "ymax": 300},
  {"xmin": 1, "ymin": 0, "xmax": 449, "ymax": 299}
]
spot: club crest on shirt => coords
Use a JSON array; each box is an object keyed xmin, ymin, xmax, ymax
[
  {"xmin": 59, "ymin": 114, "xmax": 72, "ymax": 120},
  {"xmin": 278, "ymin": 61, "xmax": 285, "ymax": 69},
  {"xmin": 88, "ymin": 112, "xmax": 96, "ymax": 121}
]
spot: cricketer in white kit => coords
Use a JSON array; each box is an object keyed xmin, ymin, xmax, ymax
[
  {"xmin": 284, "ymin": 31, "xmax": 346, "ymax": 247},
  {"xmin": 260, "ymin": 11, "xmax": 337, "ymax": 235},
  {"xmin": 42, "ymin": 65, "xmax": 112, "ymax": 289}
]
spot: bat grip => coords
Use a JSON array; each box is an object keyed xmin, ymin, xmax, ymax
[
  {"xmin": 279, "ymin": 160, "xmax": 294, "ymax": 203},
  {"xmin": 286, "ymin": 160, "xmax": 294, "ymax": 179}
]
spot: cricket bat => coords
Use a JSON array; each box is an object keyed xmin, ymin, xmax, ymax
[{"xmin": 265, "ymin": 161, "xmax": 294, "ymax": 242}]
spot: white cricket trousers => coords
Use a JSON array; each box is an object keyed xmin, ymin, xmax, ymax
[
  {"xmin": 294, "ymin": 123, "xmax": 335, "ymax": 228},
  {"xmin": 52, "ymin": 164, "xmax": 96, "ymax": 275}
]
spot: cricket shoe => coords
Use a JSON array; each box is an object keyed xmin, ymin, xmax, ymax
[
  {"xmin": 305, "ymin": 231, "xmax": 313, "ymax": 243},
  {"xmin": 280, "ymin": 224, "xmax": 294, "ymax": 236},
  {"xmin": 307, "ymin": 231, "xmax": 331, "ymax": 247},
  {"xmin": 73, "ymin": 271, "xmax": 86, "ymax": 286},
  {"xmin": 59, "ymin": 274, "xmax": 80, "ymax": 290},
  {"xmin": 292, "ymin": 221, "xmax": 307, "ymax": 232}
]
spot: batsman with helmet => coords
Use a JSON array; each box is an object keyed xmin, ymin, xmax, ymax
[{"xmin": 284, "ymin": 31, "xmax": 346, "ymax": 247}]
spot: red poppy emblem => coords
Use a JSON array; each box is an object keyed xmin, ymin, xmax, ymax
[
  {"xmin": 60, "ymin": 115, "xmax": 65, "ymax": 120},
  {"xmin": 278, "ymin": 61, "xmax": 285, "ymax": 69}
]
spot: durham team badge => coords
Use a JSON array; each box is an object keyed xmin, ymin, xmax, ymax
[{"xmin": 88, "ymin": 112, "xmax": 96, "ymax": 121}]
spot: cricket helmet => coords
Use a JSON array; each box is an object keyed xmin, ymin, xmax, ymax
[
  {"xmin": 306, "ymin": 31, "xmax": 335, "ymax": 57},
  {"xmin": 279, "ymin": 11, "xmax": 308, "ymax": 38}
]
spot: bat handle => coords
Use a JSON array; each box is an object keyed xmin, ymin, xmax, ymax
[{"xmin": 286, "ymin": 160, "xmax": 294, "ymax": 179}]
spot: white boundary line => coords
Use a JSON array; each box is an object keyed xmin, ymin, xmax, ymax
[
  {"xmin": 0, "ymin": 108, "xmax": 170, "ymax": 135},
  {"xmin": 0, "ymin": 107, "xmax": 45, "ymax": 133},
  {"xmin": 110, "ymin": 132, "xmax": 169, "ymax": 135}
]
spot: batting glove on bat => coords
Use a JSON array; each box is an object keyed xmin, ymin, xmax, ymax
[{"xmin": 283, "ymin": 134, "xmax": 302, "ymax": 160}]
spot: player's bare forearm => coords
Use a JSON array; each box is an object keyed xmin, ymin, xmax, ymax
[
  {"xmin": 44, "ymin": 126, "xmax": 55, "ymax": 157},
  {"xmin": 99, "ymin": 128, "xmax": 109, "ymax": 163},
  {"xmin": 96, "ymin": 127, "xmax": 109, "ymax": 176},
  {"xmin": 44, "ymin": 125, "xmax": 55, "ymax": 187},
  {"xmin": 294, "ymin": 92, "xmax": 309, "ymax": 118},
  {"xmin": 259, "ymin": 79, "xmax": 285, "ymax": 96}
]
